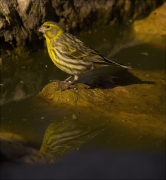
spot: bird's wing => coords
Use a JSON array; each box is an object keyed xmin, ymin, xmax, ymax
[
  {"xmin": 54, "ymin": 33, "xmax": 104, "ymax": 62},
  {"xmin": 64, "ymin": 38, "xmax": 131, "ymax": 69},
  {"xmin": 54, "ymin": 33, "xmax": 131, "ymax": 69}
]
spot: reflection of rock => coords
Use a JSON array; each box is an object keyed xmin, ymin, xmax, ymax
[
  {"xmin": 0, "ymin": 50, "xmax": 55, "ymax": 105},
  {"xmin": 40, "ymin": 114, "xmax": 103, "ymax": 157},
  {"xmin": 1, "ymin": 71, "xmax": 41, "ymax": 105},
  {"xmin": 0, "ymin": 132, "xmax": 53, "ymax": 165}
]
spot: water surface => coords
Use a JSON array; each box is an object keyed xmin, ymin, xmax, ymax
[{"xmin": 1, "ymin": 24, "xmax": 165, "ymax": 159}]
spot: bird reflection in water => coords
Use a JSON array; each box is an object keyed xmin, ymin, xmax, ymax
[{"xmin": 40, "ymin": 114, "xmax": 104, "ymax": 157}]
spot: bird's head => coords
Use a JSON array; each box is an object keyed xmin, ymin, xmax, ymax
[{"xmin": 38, "ymin": 21, "xmax": 63, "ymax": 39}]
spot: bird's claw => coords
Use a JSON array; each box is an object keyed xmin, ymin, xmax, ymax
[
  {"xmin": 52, "ymin": 77, "xmax": 76, "ymax": 91},
  {"xmin": 54, "ymin": 81, "xmax": 76, "ymax": 91},
  {"xmin": 52, "ymin": 79, "xmax": 69, "ymax": 85},
  {"xmin": 62, "ymin": 81, "xmax": 77, "ymax": 90}
]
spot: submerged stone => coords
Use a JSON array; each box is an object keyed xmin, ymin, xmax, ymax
[{"xmin": 0, "ymin": 132, "xmax": 53, "ymax": 165}]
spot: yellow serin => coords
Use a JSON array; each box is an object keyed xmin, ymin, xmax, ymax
[{"xmin": 39, "ymin": 21, "xmax": 131, "ymax": 89}]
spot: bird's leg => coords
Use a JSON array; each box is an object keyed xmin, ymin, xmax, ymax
[
  {"xmin": 69, "ymin": 75, "xmax": 78, "ymax": 85},
  {"xmin": 62, "ymin": 76, "xmax": 73, "ymax": 83},
  {"xmin": 54, "ymin": 75, "xmax": 78, "ymax": 91},
  {"xmin": 61, "ymin": 75, "xmax": 78, "ymax": 91},
  {"xmin": 53, "ymin": 76, "xmax": 72, "ymax": 84}
]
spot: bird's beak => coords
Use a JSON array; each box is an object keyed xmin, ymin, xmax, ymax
[{"xmin": 38, "ymin": 26, "xmax": 45, "ymax": 33}]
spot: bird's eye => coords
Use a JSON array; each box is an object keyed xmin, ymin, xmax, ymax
[{"xmin": 45, "ymin": 26, "xmax": 50, "ymax": 29}]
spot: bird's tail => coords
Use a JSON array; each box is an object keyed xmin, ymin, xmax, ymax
[{"xmin": 104, "ymin": 57, "xmax": 132, "ymax": 69}]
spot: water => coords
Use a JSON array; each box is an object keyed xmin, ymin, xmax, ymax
[{"xmin": 0, "ymin": 24, "xmax": 165, "ymax": 161}]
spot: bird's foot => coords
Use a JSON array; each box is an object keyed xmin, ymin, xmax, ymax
[
  {"xmin": 52, "ymin": 79, "xmax": 65, "ymax": 84},
  {"xmin": 54, "ymin": 80, "xmax": 76, "ymax": 91},
  {"xmin": 52, "ymin": 76, "xmax": 77, "ymax": 91},
  {"xmin": 52, "ymin": 76, "xmax": 73, "ymax": 84}
]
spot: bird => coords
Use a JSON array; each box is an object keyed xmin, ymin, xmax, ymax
[{"xmin": 39, "ymin": 21, "xmax": 131, "ymax": 90}]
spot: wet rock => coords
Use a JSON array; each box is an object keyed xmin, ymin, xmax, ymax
[
  {"xmin": 132, "ymin": 2, "xmax": 166, "ymax": 48},
  {"xmin": 133, "ymin": 2, "xmax": 166, "ymax": 35},
  {"xmin": 36, "ymin": 69, "xmax": 165, "ymax": 138}
]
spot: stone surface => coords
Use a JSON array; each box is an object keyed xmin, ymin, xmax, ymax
[
  {"xmin": 36, "ymin": 69, "xmax": 165, "ymax": 139},
  {"xmin": 132, "ymin": 2, "xmax": 166, "ymax": 48},
  {"xmin": 133, "ymin": 2, "xmax": 166, "ymax": 35}
]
